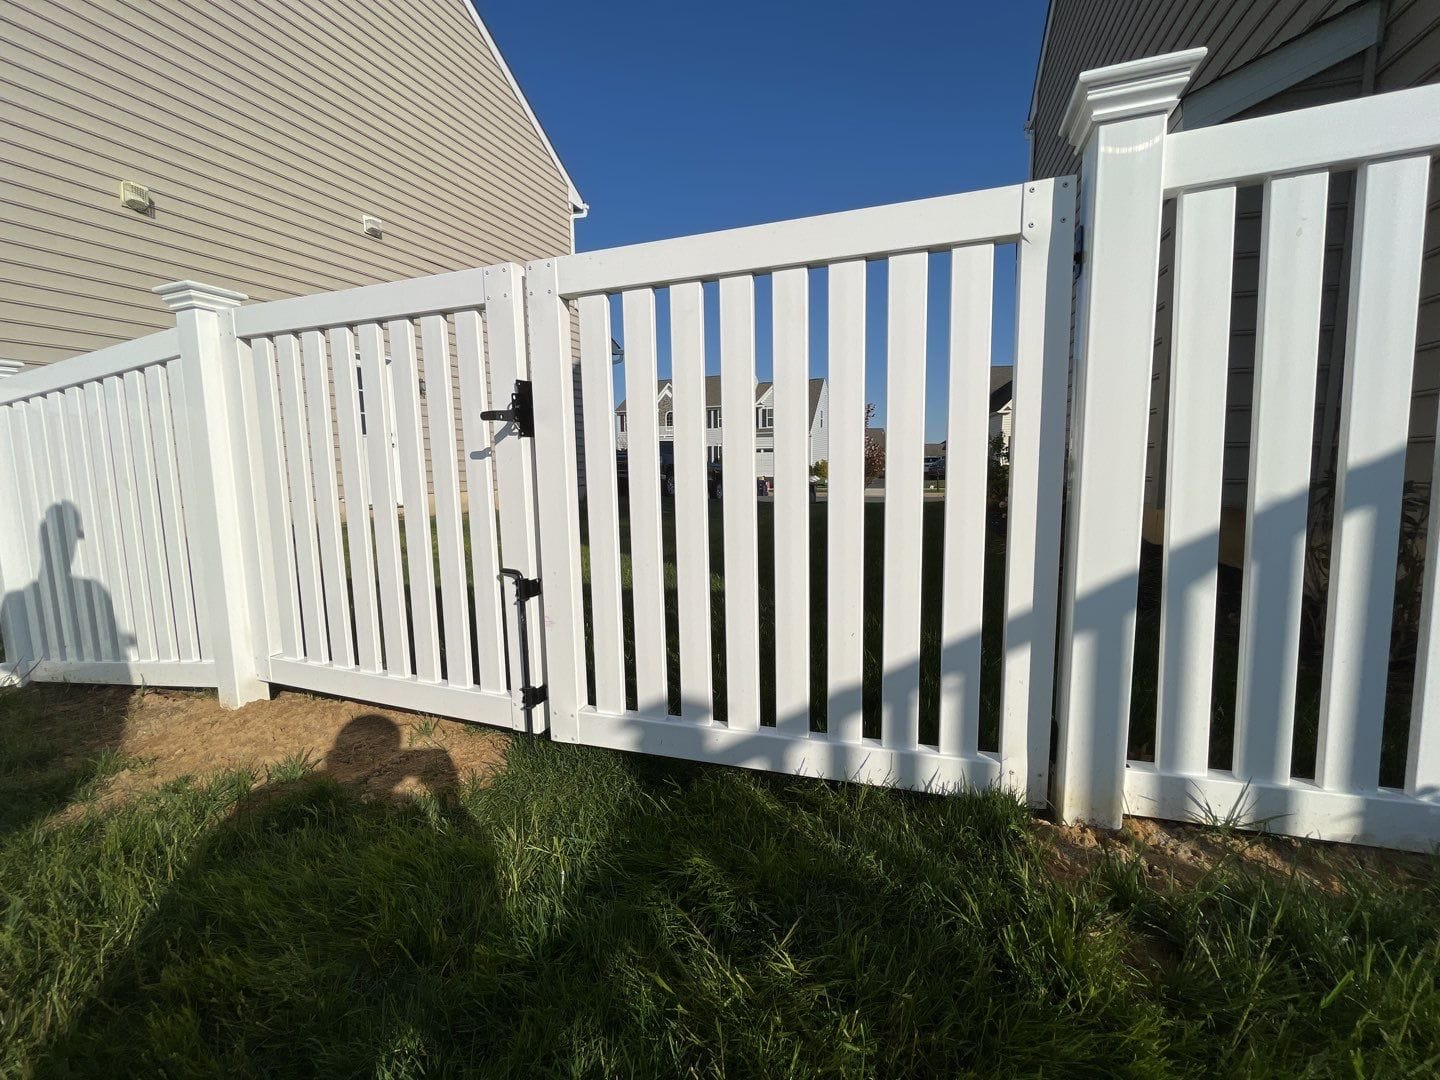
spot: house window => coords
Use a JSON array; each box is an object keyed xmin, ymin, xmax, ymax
[
  {"xmin": 664, "ymin": 411, "xmax": 673, "ymax": 426},
  {"xmin": 618, "ymin": 413, "xmax": 627, "ymax": 433},
  {"xmin": 757, "ymin": 407, "xmax": 774, "ymax": 429},
  {"xmin": 707, "ymin": 407, "xmax": 721, "ymax": 428}
]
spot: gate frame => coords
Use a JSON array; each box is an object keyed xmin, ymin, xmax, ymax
[{"xmin": 523, "ymin": 181, "xmax": 1074, "ymax": 803}]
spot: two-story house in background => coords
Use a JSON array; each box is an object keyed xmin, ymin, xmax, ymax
[{"xmin": 615, "ymin": 377, "xmax": 829, "ymax": 477}]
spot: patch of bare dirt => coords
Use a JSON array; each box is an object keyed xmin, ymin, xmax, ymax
[
  {"xmin": 15, "ymin": 685, "xmax": 508, "ymax": 805},
  {"xmin": 1032, "ymin": 813, "xmax": 1437, "ymax": 893}
]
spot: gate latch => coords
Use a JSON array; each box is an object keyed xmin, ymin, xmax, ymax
[{"xmin": 481, "ymin": 380, "xmax": 535, "ymax": 438}]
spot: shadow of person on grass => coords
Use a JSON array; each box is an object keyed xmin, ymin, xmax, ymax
[
  {"xmin": 36, "ymin": 713, "xmax": 478, "ymax": 1077},
  {"xmin": 0, "ymin": 502, "xmax": 133, "ymax": 839}
]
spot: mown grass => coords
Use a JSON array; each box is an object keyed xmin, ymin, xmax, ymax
[{"xmin": 4, "ymin": 686, "xmax": 1440, "ymax": 1076}]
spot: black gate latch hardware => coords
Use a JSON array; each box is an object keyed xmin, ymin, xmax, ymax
[{"xmin": 481, "ymin": 380, "xmax": 536, "ymax": 438}]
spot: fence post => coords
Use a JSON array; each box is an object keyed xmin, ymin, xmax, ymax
[
  {"xmin": 155, "ymin": 280, "xmax": 268, "ymax": 708},
  {"xmin": 1051, "ymin": 49, "xmax": 1205, "ymax": 826}
]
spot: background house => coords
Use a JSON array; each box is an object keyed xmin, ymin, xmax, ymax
[
  {"xmin": 615, "ymin": 376, "xmax": 829, "ymax": 477},
  {"xmin": 1028, "ymin": 0, "xmax": 1438, "ymax": 559},
  {"xmin": 987, "ymin": 366, "xmax": 1016, "ymax": 451}
]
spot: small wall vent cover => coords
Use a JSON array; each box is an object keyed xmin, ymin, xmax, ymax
[
  {"xmin": 119, "ymin": 180, "xmax": 151, "ymax": 212},
  {"xmin": 362, "ymin": 215, "xmax": 383, "ymax": 238}
]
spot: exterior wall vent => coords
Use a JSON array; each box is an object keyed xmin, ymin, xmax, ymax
[
  {"xmin": 362, "ymin": 215, "xmax": 383, "ymax": 238},
  {"xmin": 118, "ymin": 180, "xmax": 151, "ymax": 212}
]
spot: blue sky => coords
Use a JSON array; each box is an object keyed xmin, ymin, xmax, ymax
[{"xmin": 480, "ymin": 1, "xmax": 1049, "ymax": 440}]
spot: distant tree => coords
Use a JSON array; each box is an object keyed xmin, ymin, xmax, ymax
[
  {"xmin": 811, "ymin": 459, "xmax": 828, "ymax": 481},
  {"xmin": 864, "ymin": 403, "xmax": 885, "ymax": 481}
]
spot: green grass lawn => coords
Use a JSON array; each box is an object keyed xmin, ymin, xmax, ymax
[{"xmin": 3, "ymin": 686, "xmax": 1440, "ymax": 1076}]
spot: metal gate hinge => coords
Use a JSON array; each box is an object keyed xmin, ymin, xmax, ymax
[
  {"xmin": 499, "ymin": 567, "xmax": 545, "ymax": 722},
  {"xmin": 481, "ymin": 379, "xmax": 535, "ymax": 438}
]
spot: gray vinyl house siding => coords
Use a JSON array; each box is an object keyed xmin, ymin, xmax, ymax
[
  {"xmin": 1030, "ymin": 0, "xmax": 1439, "ymax": 557},
  {"xmin": 1377, "ymin": 0, "xmax": 1440, "ymax": 480},
  {"xmin": 0, "ymin": 0, "xmax": 578, "ymax": 368}
]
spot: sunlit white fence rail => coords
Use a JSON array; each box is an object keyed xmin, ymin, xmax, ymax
[{"xmin": 2, "ymin": 50, "xmax": 1439, "ymax": 852}]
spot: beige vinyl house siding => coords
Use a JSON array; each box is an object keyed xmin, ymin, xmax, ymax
[{"xmin": 0, "ymin": 0, "xmax": 575, "ymax": 368}]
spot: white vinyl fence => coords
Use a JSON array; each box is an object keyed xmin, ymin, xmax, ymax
[
  {"xmin": 0, "ymin": 330, "xmax": 213, "ymax": 688},
  {"xmin": 524, "ymin": 181, "xmax": 1072, "ymax": 802},
  {"xmin": 2, "ymin": 50, "xmax": 1439, "ymax": 851}
]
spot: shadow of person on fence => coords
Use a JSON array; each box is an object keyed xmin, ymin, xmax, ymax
[
  {"xmin": 0, "ymin": 501, "xmax": 134, "ymax": 839},
  {"xmin": 36, "ymin": 712, "xmax": 476, "ymax": 1075}
]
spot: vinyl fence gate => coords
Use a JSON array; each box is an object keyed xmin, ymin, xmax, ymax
[{"xmin": 3, "ymin": 50, "xmax": 1440, "ymax": 852}]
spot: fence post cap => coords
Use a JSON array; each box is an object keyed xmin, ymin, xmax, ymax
[
  {"xmin": 1062, "ymin": 48, "xmax": 1206, "ymax": 149},
  {"xmin": 154, "ymin": 280, "xmax": 248, "ymax": 313}
]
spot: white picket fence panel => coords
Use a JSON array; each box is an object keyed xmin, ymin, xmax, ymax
[
  {"xmin": 3, "ymin": 51, "xmax": 1439, "ymax": 851},
  {"xmin": 0, "ymin": 331, "xmax": 216, "ymax": 688},
  {"xmin": 525, "ymin": 181, "xmax": 1074, "ymax": 799},
  {"xmin": 1054, "ymin": 52, "xmax": 1440, "ymax": 850},
  {"xmin": 228, "ymin": 265, "xmax": 541, "ymax": 730}
]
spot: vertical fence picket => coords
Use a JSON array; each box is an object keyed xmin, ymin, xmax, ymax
[
  {"xmin": 301, "ymin": 330, "xmax": 355, "ymax": 669},
  {"xmin": 357, "ymin": 322, "xmax": 411, "ymax": 676},
  {"xmin": 1233, "ymin": 171, "xmax": 1329, "ymax": 785},
  {"xmin": 105, "ymin": 376, "xmax": 155, "ymax": 660},
  {"xmin": 248, "ymin": 337, "xmax": 303, "ymax": 661},
  {"xmin": 387, "ymin": 319, "xmax": 441, "ymax": 682},
  {"xmin": 63, "ymin": 387, "xmax": 114, "ymax": 659},
  {"xmin": 670, "ymin": 281, "xmax": 713, "ymax": 723},
  {"xmin": 622, "ymin": 288, "xmax": 668, "ymax": 714},
  {"xmin": 772, "ymin": 267, "xmax": 811, "ymax": 735},
  {"xmin": 45, "ymin": 391, "xmax": 98, "ymax": 660},
  {"xmin": 30, "ymin": 397, "xmax": 79, "ymax": 659},
  {"xmin": 329, "ymin": 327, "xmax": 383, "ymax": 673},
  {"xmin": 123, "ymin": 370, "xmax": 178, "ymax": 661},
  {"xmin": 938, "ymin": 245, "xmax": 992, "ymax": 758},
  {"xmin": 827, "ymin": 260, "xmax": 867, "ymax": 745},
  {"xmin": 1156, "ymin": 186, "xmax": 1234, "ymax": 776},
  {"xmin": 579, "ymin": 293, "xmax": 626, "ymax": 713},
  {"xmin": 455, "ymin": 309, "xmax": 506, "ymax": 692},
  {"xmin": 0, "ymin": 407, "xmax": 43, "ymax": 658},
  {"xmin": 720, "ymin": 274, "xmax": 760, "ymax": 730},
  {"xmin": 420, "ymin": 314, "xmax": 473, "ymax": 688},
  {"xmin": 275, "ymin": 333, "xmax": 328, "ymax": 663},
  {"xmin": 1316, "ymin": 155, "xmax": 1430, "ymax": 793},
  {"xmin": 880, "ymin": 252, "xmax": 927, "ymax": 751},
  {"xmin": 82, "ymin": 382, "xmax": 136, "ymax": 661},
  {"xmin": 145, "ymin": 367, "xmax": 201, "ymax": 662}
]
